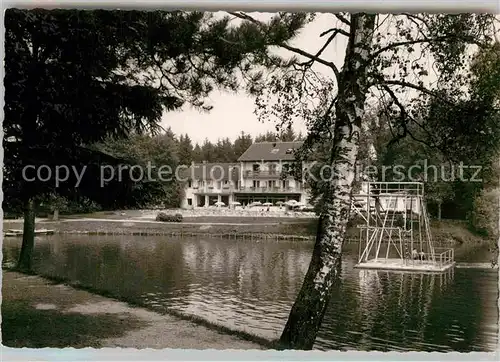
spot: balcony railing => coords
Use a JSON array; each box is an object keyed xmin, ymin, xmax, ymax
[
  {"xmin": 244, "ymin": 170, "xmax": 289, "ymax": 178},
  {"xmin": 236, "ymin": 186, "xmax": 303, "ymax": 193},
  {"xmin": 190, "ymin": 184, "xmax": 306, "ymax": 194},
  {"xmin": 193, "ymin": 186, "xmax": 234, "ymax": 193}
]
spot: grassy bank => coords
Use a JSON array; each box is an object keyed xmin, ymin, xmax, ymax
[
  {"xmin": 57, "ymin": 211, "xmax": 317, "ymax": 224},
  {"xmin": 4, "ymin": 215, "xmax": 495, "ymax": 244},
  {"xmin": 4, "ymin": 218, "xmax": 494, "ymax": 263},
  {"xmin": 3, "ymin": 217, "xmax": 318, "ymax": 240}
]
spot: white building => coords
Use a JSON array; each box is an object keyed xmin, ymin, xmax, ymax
[
  {"xmin": 180, "ymin": 141, "xmax": 312, "ymax": 208},
  {"xmin": 179, "ymin": 162, "xmax": 239, "ymax": 208}
]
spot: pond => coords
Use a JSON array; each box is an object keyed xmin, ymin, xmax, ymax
[{"xmin": 3, "ymin": 235, "xmax": 498, "ymax": 351}]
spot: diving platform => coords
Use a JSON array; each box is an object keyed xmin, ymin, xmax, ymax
[
  {"xmin": 355, "ymin": 258, "xmax": 455, "ymax": 273},
  {"xmin": 352, "ymin": 181, "xmax": 454, "ymax": 274}
]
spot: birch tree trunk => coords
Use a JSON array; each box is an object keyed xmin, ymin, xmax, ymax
[
  {"xmin": 17, "ymin": 198, "xmax": 36, "ymax": 271},
  {"xmin": 53, "ymin": 208, "xmax": 59, "ymax": 221},
  {"xmin": 278, "ymin": 13, "xmax": 376, "ymax": 350}
]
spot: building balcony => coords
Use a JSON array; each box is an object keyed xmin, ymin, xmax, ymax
[
  {"xmin": 235, "ymin": 186, "xmax": 303, "ymax": 194},
  {"xmin": 244, "ymin": 170, "xmax": 287, "ymax": 179},
  {"xmin": 192, "ymin": 186, "xmax": 234, "ymax": 194}
]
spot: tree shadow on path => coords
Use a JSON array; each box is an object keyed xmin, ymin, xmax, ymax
[{"xmin": 2, "ymin": 300, "xmax": 147, "ymax": 348}]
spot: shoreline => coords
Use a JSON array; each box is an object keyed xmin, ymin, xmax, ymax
[
  {"xmin": 4, "ymin": 213, "xmax": 497, "ymax": 264},
  {"xmin": 3, "ymin": 217, "xmax": 496, "ymax": 348},
  {"xmin": 2, "ymin": 268, "xmax": 274, "ymax": 349},
  {"xmin": 3, "ymin": 216, "xmax": 319, "ymax": 241},
  {"xmin": 3, "ymin": 214, "xmax": 495, "ymax": 244}
]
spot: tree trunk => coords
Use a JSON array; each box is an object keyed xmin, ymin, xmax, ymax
[
  {"xmin": 278, "ymin": 13, "xmax": 376, "ymax": 350},
  {"xmin": 437, "ymin": 201, "xmax": 442, "ymax": 221},
  {"xmin": 17, "ymin": 198, "xmax": 36, "ymax": 271},
  {"xmin": 53, "ymin": 208, "xmax": 59, "ymax": 221}
]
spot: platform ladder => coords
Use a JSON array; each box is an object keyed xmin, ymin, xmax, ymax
[{"xmin": 400, "ymin": 225, "xmax": 414, "ymax": 264}]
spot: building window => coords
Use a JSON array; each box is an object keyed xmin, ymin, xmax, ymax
[
  {"xmin": 253, "ymin": 180, "xmax": 259, "ymax": 188},
  {"xmin": 188, "ymin": 180, "xmax": 192, "ymax": 188},
  {"xmin": 269, "ymin": 163, "xmax": 277, "ymax": 174},
  {"xmin": 253, "ymin": 164, "xmax": 260, "ymax": 172},
  {"xmin": 187, "ymin": 198, "xmax": 192, "ymax": 206}
]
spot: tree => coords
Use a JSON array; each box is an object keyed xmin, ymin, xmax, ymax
[
  {"xmin": 45, "ymin": 194, "xmax": 68, "ymax": 221},
  {"xmin": 462, "ymin": 42, "xmax": 500, "ymax": 233},
  {"xmin": 366, "ymin": 112, "xmax": 457, "ymax": 220},
  {"xmin": 213, "ymin": 139, "xmax": 225, "ymax": 161},
  {"xmin": 178, "ymin": 134, "xmax": 194, "ymax": 165},
  {"xmin": 201, "ymin": 138, "xmax": 216, "ymax": 161},
  {"xmin": 469, "ymin": 188, "xmax": 500, "ymax": 239},
  {"xmin": 255, "ymin": 131, "xmax": 278, "ymax": 142},
  {"xmin": 5, "ymin": 9, "xmax": 307, "ymax": 271},
  {"xmin": 233, "ymin": 131, "xmax": 254, "ymax": 158},
  {"xmin": 230, "ymin": 11, "xmax": 498, "ymax": 349},
  {"xmin": 192, "ymin": 143, "xmax": 203, "ymax": 162},
  {"xmin": 217, "ymin": 137, "xmax": 237, "ymax": 162},
  {"xmin": 279, "ymin": 127, "xmax": 296, "ymax": 141},
  {"xmin": 97, "ymin": 132, "xmax": 182, "ymax": 208}
]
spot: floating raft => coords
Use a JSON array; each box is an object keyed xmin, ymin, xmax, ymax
[
  {"xmin": 4, "ymin": 229, "xmax": 55, "ymax": 237},
  {"xmin": 354, "ymin": 258, "xmax": 455, "ymax": 273}
]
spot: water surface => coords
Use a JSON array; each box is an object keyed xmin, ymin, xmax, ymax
[{"xmin": 3, "ymin": 235, "xmax": 498, "ymax": 351}]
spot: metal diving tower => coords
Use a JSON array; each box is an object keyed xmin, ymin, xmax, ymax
[{"xmin": 352, "ymin": 182, "xmax": 455, "ymax": 273}]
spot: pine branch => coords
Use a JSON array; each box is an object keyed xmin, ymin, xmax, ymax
[
  {"xmin": 381, "ymin": 84, "xmax": 443, "ymax": 151},
  {"xmin": 320, "ymin": 27, "xmax": 349, "ymax": 37},
  {"xmin": 365, "ymin": 35, "xmax": 486, "ymax": 67},
  {"xmin": 228, "ymin": 11, "xmax": 341, "ymax": 81},
  {"xmin": 334, "ymin": 13, "xmax": 351, "ymax": 26},
  {"xmin": 375, "ymin": 79, "xmax": 439, "ymax": 99},
  {"xmin": 299, "ymin": 29, "xmax": 347, "ymax": 68},
  {"xmin": 280, "ymin": 43, "xmax": 340, "ymax": 80}
]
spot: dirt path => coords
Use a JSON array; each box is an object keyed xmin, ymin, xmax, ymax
[{"xmin": 2, "ymin": 271, "xmax": 263, "ymax": 349}]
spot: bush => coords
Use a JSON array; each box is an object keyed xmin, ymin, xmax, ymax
[
  {"xmin": 300, "ymin": 207, "xmax": 315, "ymax": 213},
  {"xmin": 468, "ymin": 188, "xmax": 499, "ymax": 238},
  {"xmin": 156, "ymin": 212, "xmax": 183, "ymax": 222}
]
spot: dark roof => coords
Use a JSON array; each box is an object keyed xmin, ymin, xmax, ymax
[
  {"xmin": 237, "ymin": 141, "xmax": 303, "ymax": 162},
  {"xmin": 179, "ymin": 163, "xmax": 239, "ymax": 182}
]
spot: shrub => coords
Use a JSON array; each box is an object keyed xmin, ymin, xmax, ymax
[
  {"xmin": 156, "ymin": 212, "xmax": 183, "ymax": 222},
  {"xmin": 468, "ymin": 188, "xmax": 499, "ymax": 239},
  {"xmin": 300, "ymin": 207, "xmax": 315, "ymax": 213}
]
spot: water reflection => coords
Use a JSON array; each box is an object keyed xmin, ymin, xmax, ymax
[
  {"xmin": 2, "ymin": 235, "xmax": 497, "ymax": 351},
  {"xmin": 316, "ymin": 265, "xmax": 497, "ymax": 351}
]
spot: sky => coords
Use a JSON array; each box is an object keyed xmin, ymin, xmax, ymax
[
  {"xmin": 159, "ymin": 12, "xmax": 481, "ymax": 145},
  {"xmin": 161, "ymin": 12, "xmax": 348, "ymax": 144}
]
